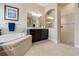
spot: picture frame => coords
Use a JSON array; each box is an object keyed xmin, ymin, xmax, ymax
[{"xmin": 4, "ymin": 5, "xmax": 19, "ymax": 21}]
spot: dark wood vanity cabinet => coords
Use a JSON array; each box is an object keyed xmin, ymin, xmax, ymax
[
  {"xmin": 0, "ymin": 29, "xmax": 1, "ymax": 35},
  {"xmin": 29, "ymin": 29, "xmax": 48, "ymax": 42}
]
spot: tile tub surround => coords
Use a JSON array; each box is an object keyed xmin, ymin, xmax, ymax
[
  {"xmin": 0, "ymin": 35, "xmax": 32, "ymax": 56},
  {"xmin": 0, "ymin": 46, "xmax": 8, "ymax": 56}
]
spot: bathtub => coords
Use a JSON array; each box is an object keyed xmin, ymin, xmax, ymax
[{"xmin": 0, "ymin": 33, "xmax": 32, "ymax": 56}]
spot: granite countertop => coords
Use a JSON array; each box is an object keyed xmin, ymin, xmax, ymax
[{"xmin": 27, "ymin": 27, "xmax": 48, "ymax": 29}]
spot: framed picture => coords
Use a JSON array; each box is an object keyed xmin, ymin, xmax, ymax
[{"xmin": 4, "ymin": 5, "xmax": 19, "ymax": 21}]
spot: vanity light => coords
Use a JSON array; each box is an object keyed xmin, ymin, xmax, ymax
[
  {"xmin": 30, "ymin": 12, "xmax": 42, "ymax": 17},
  {"xmin": 47, "ymin": 17, "xmax": 54, "ymax": 19}
]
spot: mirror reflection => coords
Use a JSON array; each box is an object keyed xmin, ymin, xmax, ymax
[
  {"xmin": 27, "ymin": 12, "xmax": 42, "ymax": 28},
  {"xmin": 27, "ymin": 9, "xmax": 55, "ymax": 28},
  {"xmin": 45, "ymin": 9, "xmax": 55, "ymax": 28}
]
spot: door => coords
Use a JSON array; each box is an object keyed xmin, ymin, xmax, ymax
[{"xmin": 60, "ymin": 14, "xmax": 74, "ymax": 46}]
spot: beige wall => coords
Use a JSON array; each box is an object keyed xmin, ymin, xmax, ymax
[
  {"xmin": 0, "ymin": 3, "xmax": 27, "ymax": 34},
  {"xmin": 0, "ymin": 3, "xmax": 44, "ymax": 34},
  {"xmin": 25, "ymin": 3, "xmax": 44, "ymax": 14},
  {"xmin": 45, "ymin": 3, "xmax": 61, "ymax": 43}
]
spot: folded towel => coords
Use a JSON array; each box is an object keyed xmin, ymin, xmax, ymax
[{"xmin": 8, "ymin": 23, "xmax": 15, "ymax": 31}]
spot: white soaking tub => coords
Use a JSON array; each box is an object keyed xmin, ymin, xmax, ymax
[{"xmin": 0, "ymin": 33, "xmax": 32, "ymax": 56}]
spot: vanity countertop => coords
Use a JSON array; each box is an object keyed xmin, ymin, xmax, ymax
[{"xmin": 27, "ymin": 27, "xmax": 48, "ymax": 29}]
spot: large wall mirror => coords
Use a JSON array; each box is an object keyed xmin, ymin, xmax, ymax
[
  {"xmin": 27, "ymin": 12, "xmax": 43, "ymax": 28},
  {"xmin": 27, "ymin": 9, "xmax": 55, "ymax": 28}
]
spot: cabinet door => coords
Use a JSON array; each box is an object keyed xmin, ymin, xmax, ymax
[
  {"xmin": 34, "ymin": 29, "xmax": 41, "ymax": 42},
  {"xmin": 41, "ymin": 29, "xmax": 48, "ymax": 40},
  {"xmin": 30, "ymin": 29, "xmax": 41, "ymax": 42}
]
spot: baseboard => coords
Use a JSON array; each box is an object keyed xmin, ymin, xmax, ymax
[{"xmin": 75, "ymin": 44, "xmax": 79, "ymax": 48}]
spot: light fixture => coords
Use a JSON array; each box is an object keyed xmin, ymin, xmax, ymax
[
  {"xmin": 30, "ymin": 12, "xmax": 42, "ymax": 17},
  {"xmin": 47, "ymin": 17, "xmax": 54, "ymax": 19}
]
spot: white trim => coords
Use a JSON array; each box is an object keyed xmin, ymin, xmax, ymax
[{"xmin": 75, "ymin": 44, "xmax": 79, "ymax": 48}]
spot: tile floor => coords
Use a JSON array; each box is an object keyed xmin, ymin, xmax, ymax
[{"xmin": 25, "ymin": 40, "xmax": 79, "ymax": 56}]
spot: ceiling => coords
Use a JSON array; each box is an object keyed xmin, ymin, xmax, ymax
[
  {"xmin": 36, "ymin": 3, "xmax": 49, "ymax": 7},
  {"xmin": 37, "ymin": 3, "xmax": 68, "ymax": 7}
]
